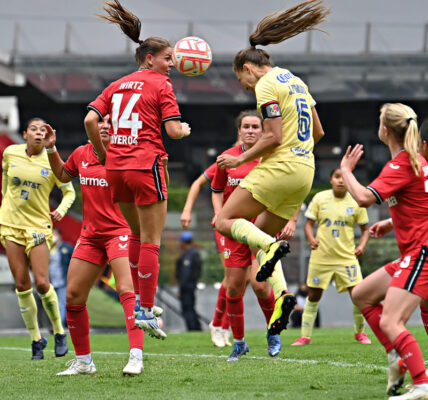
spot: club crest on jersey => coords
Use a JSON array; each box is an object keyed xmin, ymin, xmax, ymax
[
  {"xmin": 41, "ymin": 168, "xmax": 49, "ymax": 177},
  {"xmin": 81, "ymin": 161, "xmax": 89, "ymax": 169},
  {"xmin": 312, "ymin": 277, "xmax": 320, "ymax": 285},
  {"xmin": 224, "ymin": 248, "xmax": 231, "ymax": 259},
  {"xmin": 346, "ymin": 207, "xmax": 354, "ymax": 215},
  {"xmin": 12, "ymin": 177, "xmax": 21, "ymax": 186},
  {"xmin": 324, "ymin": 218, "xmax": 332, "ymax": 227}
]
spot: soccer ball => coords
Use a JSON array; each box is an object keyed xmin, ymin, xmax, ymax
[{"xmin": 172, "ymin": 36, "xmax": 212, "ymax": 76}]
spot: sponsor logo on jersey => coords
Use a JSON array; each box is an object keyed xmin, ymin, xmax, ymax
[
  {"xmin": 386, "ymin": 196, "xmax": 398, "ymax": 207},
  {"xmin": 81, "ymin": 161, "xmax": 89, "ymax": 169},
  {"xmin": 20, "ymin": 190, "xmax": 29, "ymax": 200},
  {"xmin": 41, "ymin": 168, "xmax": 49, "ymax": 177},
  {"xmin": 12, "ymin": 177, "xmax": 21, "ymax": 186},
  {"xmin": 276, "ymin": 71, "xmax": 294, "ymax": 84},
  {"xmin": 110, "ymin": 135, "xmax": 138, "ymax": 145},
  {"xmin": 290, "ymin": 146, "xmax": 310, "ymax": 158},
  {"xmin": 389, "ymin": 163, "xmax": 400, "ymax": 170},
  {"xmin": 227, "ymin": 176, "xmax": 243, "ymax": 186},
  {"xmin": 79, "ymin": 174, "xmax": 108, "ymax": 187},
  {"xmin": 10, "ymin": 164, "xmax": 16, "ymax": 168},
  {"xmin": 118, "ymin": 243, "xmax": 128, "ymax": 250}
]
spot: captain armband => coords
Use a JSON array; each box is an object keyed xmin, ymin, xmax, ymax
[{"xmin": 261, "ymin": 102, "xmax": 282, "ymax": 119}]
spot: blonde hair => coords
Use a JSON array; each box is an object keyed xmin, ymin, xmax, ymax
[
  {"xmin": 234, "ymin": 0, "xmax": 330, "ymax": 72},
  {"xmin": 381, "ymin": 103, "xmax": 420, "ymax": 176}
]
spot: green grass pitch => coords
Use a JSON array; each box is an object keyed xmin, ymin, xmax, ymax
[{"xmin": 1, "ymin": 326, "xmax": 427, "ymax": 400}]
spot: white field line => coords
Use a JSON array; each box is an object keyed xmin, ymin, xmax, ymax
[{"xmin": 0, "ymin": 346, "xmax": 388, "ymax": 371}]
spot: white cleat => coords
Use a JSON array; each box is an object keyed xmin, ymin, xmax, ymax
[
  {"xmin": 389, "ymin": 383, "xmax": 428, "ymax": 399},
  {"xmin": 135, "ymin": 310, "xmax": 167, "ymax": 339},
  {"xmin": 209, "ymin": 321, "xmax": 225, "ymax": 347},
  {"xmin": 222, "ymin": 328, "xmax": 232, "ymax": 347},
  {"xmin": 387, "ymin": 350, "xmax": 408, "ymax": 395},
  {"xmin": 123, "ymin": 354, "xmax": 144, "ymax": 376},
  {"xmin": 133, "ymin": 301, "xmax": 163, "ymax": 318},
  {"xmin": 56, "ymin": 358, "xmax": 97, "ymax": 376}
]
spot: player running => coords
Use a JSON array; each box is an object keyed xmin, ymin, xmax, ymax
[
  {"xmin": 215, "ymin": 0, "xmax": 328, "ymax": 340},
  {"xmin": 292, "ymin": 168, "xmax": 371, "ymax": 346},
  {"xmin": 0, "ymin": 117, "xmax": 75, "ymax": 360},
  {"xmin": 84, "ymin": 0, "xmax": 190, "ymax": 339},
  {"xmin": 341, "ymin": 103, "xmax": 428, "ymax": 400}
]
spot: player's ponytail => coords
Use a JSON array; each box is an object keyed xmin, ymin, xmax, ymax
[
  {"xmin": 381, "ymin": 103, "xmax": 421, "ymax": 177},
  {"xmin": 234, "ymin": 0, "xmax": 329, "ymax": 72},
  {"xmin": 99, "ymin": 0, "xmax": 171, "ymax": 66}
]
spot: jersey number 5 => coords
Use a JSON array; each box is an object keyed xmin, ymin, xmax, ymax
[
  {"xmin": 111, "ymin": 93, "xmax": 143, "ymax": 138},
  {"xmin": 295, "ymin": 98, "xmax": 311, "ymax": 142}
]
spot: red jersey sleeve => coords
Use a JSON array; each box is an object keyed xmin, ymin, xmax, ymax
[
  {"xmin": 88, "ymin": 86, "xmax": 111, "ymax": 120},
  {"xmin": 203, "ymin": 162, "xmax": 217, "ymax": 183},
  {"xmin": 160, "ymin": 79, "xmax": 181, "ymax": 123},
  {"xmin": 211, "ymin": 162, "xmax": 227, "ymax": 192},
  {"xmin": 63, "ymin": 147, "xmax": 81, "ymax": 178},
  {"xmin": 367, "ymin": 155, "xmax": 414, "ymax": 204}
]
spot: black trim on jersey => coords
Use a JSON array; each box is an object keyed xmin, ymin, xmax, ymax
[
  {"xmin": 404, "ymin": 246, "xmax": 428, "ymax": 292},
  {"xmin": 162, "ymin": 115, "xmax": 181, "ymax": 123},
  {"xmin": 87, "ymin": 105, "xmax": 103, "ymax": 121},
  {"xmin": 240, "ymin": 144, "xmax": 245, "ymax": 153},
  {"xmin": 63, "ymin": 166, "xmax": 77, "ymax": 178},
  {"xmin": 367, "ymin": 186, "xmax": 383, "ymax": 204},
  {"xmin": 152, "ymin": 155, "xmax": 165, "ymax": 201},
  {"xmin": 203, "ymin": 172, "xmax": 212, "ymax": 183},
  {"xmin": 261, "ymin": 101, "xmax": 282, "ymax": 119},
  {"xmin": 210, "ymin": 186, "xmax": 224, "ymax": 193}
]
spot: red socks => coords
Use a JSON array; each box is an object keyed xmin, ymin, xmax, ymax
[
  {"xmin": 138, "ymin": 244, "xmax": 160, "ymax": 308},
  {"xmin": 226, "ymin": 294, "xmax": 244, "ymax": 339},
  {"xmin": 120, "ymin": 292, "xmax": 144, "ymax": 350},
  {"xmin": 361, "ymin": 305, "xmax": 394, "ymax": 353},
  {"xmin": 129, "ymin": 234, "xmax": 140, "ymax": 295},
  {"xmin": 66, "ymin": 304, "xmax": 90, "ymax": 356},
  {"xmin": 257, "ymin": 289, "xmax": 275, "ymax": 324},
  {"xmin": 394, "ymin": 330, "xmax": 428, "ymax": 385},
  {"xmin": 212, "ymin": 283, "xmax": 227, "ymax": 327}
]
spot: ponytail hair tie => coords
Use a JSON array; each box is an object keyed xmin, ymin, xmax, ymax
[{"xmin": 407, "ymin": 117, "xmax": 415, "ymax": 123}]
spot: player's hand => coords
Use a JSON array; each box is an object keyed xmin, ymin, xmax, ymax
[
  {"xmin": 181, "ymin": 210, "xmax": 192, "ymax": 229},
  {"xmin": 50, "ymin": 210, "xmax": 63, "ymax": 222},
  {"xmin": 217, "ymin": 154, "xmax": 240, "ymax": 169},
  {"xmin": 309, "ymin": 238, "xmax": 319, "ymax": 250},
  {"xmin": 278, "ymin": 220, "xmax": 296, "ymax": 240},
  {"xmin": 97, "ymin": 150, "xmax": 106, "ymax": 166},
  {"xmin": 211, "ymin": 213, "xmax": 218, "ymax": 227},
  {"xmin": 355, "ymin": 245, "xmax": 365, "ymax": 257},
  {"xmin": 369, "ymin": 219, "xmax": 393, "ymax": 238},
  {"xmin": 340, "ymin": 144, "xmax": 364, "ymax": 173},
  {"xmin": 43, "ymin": 124, "xmax": 57, "ymax": 149},
  {"xmin": 180, "ymin": 122, "xmax": 191, "ymax": 138}
]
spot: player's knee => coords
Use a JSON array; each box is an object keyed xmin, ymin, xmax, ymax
[
  {"xmin": 379, "ymin": 314, "xmax": 393, "ymax": 336},
  {"xmin": 35, "ymin": 281, "xmax": 50, "ymax": 294}
]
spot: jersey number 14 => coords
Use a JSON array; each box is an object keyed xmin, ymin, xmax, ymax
[{"xmin": 111, "ymin": 93, "xmax": 143, "ymax": 139}]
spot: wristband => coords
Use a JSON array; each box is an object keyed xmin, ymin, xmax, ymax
[
  {"xmin": 46, "ymin": 146, "xmax": 57, "ymax": 154},
  {"xmin": 388, "ymin": 217, "xmax": 393, "ymax": 225}
]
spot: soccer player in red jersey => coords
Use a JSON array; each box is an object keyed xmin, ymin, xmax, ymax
[
  {"xmin": 341, "ymin": 103, "xmax": 428, "ymax": 400},
  {"xmin": 84, "ymin": 1, "xmax": 190, "ymax": 339},
  {"xmin": 44, "ymin": 117, "xmax": 145, "ymax": 376}
]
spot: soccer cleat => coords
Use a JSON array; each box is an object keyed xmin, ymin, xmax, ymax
[
  {"xmin": 227, "ymin": 341, "xmax": 249, "ymax": 362},
  {"xmin": 135, "ymin": 310, "xmax": 167, "ymax": 339},
  {"xmin": 388, "ymin": 383, "xmax": 428, "ymax": 399},
  {"xmin": 223, "ymin": 329, "xmax": 232, "ymax": 347},
  {"xmin": 54, "ymin": 333, "xmax": 69, "ymax": 357},
  {"xmin": 256, "ymin": 241, "xmax": 290, "ymax": 282},
  {"xmin": 123, "ymin": 354, "xmax": 144, "ymax": 376},
  {"xmin": 31, "ymin": 337, "xmax": 48, "ymax": 360},
  {"xmin": 56, "ymin": 358, "xmax": 97, "ymax": 375},
  {"xmin": 268, "ymin": 291, "xmax": 297, "ymax": 335},
  {"xmin": 291, "ymin": 336, "xmax": 312, "ymax": 346},
  {"xmin": 208, "ymin": 321, "xmax": 225, "ymax": 347},
  {"xmin": 354, "ymin": 332, "xmax": 371, "ymax": 344},
  {"xmin": 387, "ymin": 350, "xmax": 408, "ymax": 395},
  {"xmin": 267, "ymin": 333, "xmax": 282, "ymax": 357},
  {"xmin": 133, "ymin": 300, "xmax": 163, "ymax": 318}
]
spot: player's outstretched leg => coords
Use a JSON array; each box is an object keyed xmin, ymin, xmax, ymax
[
  {"xmin": 268, "ymin": 290, "xmax": 296, "ymax": 335},
  {"xmin": 135, "ymin": 310, "xmax": 167, "ymax": 340},
  {"xmin": 256, "ymin": 241, "xmax": 290, "ymax": 282}
]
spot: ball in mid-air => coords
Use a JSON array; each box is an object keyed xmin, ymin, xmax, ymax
[{"xmin": 172, "ymin": 36, "xmax": 212, "ymax": 76}]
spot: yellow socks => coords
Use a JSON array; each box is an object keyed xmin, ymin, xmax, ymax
[
  {"xmin": 353, "ymin": 303, "xmax": 365, "ymax": 334},
  {"xmin": 301, "ymin": 299, "xmax": 319, "ymax": 339},
  {"xmin": 231, "ymin": 219, "xmax": 275, "ymax": 252},
  {"xmin": 267, "ymin": 260, "xmax": 288, "ymax": 299},
  {"xmin": 39, "ymin": 284, "xmax": 64, "ymax": 335},
  {"xmin": 16, "ymin": 288, "xmax": 41, "ymax": 342}
]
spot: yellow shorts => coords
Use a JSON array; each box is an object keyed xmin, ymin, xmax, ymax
[
  {"xmin": 0, "ymin": 225, "xmax": 53, "ymax": 256},
  {"xmin": 240, "ymin": 161, "xmax": 314, "ymax": 220},
  {"xmin": 306, "ymin": 261, "xmax": 363, "ymax": 293}
]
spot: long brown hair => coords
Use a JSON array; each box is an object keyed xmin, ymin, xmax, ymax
[
  {"xmin": 234, "ymin": 0, "xmax": 330, "ymax": 72},
  {"xmin": 381, "ymin": 103, "xmax": 421, "ymax": 176},
  {"xmin": 99, "ymin": 0, "xmax": 171, "ymax": 66}
]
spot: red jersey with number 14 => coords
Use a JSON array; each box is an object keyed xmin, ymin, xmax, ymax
[
  {"xmin": 88, "ymin": 69, "xmax": 181, "ymax": 171},
  {"xmin": 211, "ymin": 144, "xmax": 259, "ymax": 204},
  {"xmin": 367, "ymin": 150, "xmax": 428, "ymax": 256},
  {"xmin": 63, "ymin": 144, "xmax": 130, "ymax": 239}
]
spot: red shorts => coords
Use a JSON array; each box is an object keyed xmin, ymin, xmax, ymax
[
  {"xmin": 223, "ymin": 236, "xmax": 253, "ymax": 268},
  {"xmin": 106, "ymin": 162, "xmax": 167, "ymax": 206},
  {"xmin": 384, "ymin": 246, "xmax": 428, "ymax": 300},
  {"xmin": 214, "ymin": 229, "xmax": 225, "ymax": 254},
  {"xmin": 72, "ymin": 234, "xmax": 130, "ymax": 266}
]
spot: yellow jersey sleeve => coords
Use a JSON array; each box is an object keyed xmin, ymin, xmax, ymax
[
  {"xmin": 55, "ymin": 181, "xmax": 75, "ymax": 217},
  {"xmin": 355, "ymin": 205, "xmax": 369, "ymax": 226},
  {"xmin": 305, "ymin": 194, "xmax": 320, "ymax": 221},
  {"xmin": 1, "ymin": 146, "xmax": 9, "ymax": 198}
]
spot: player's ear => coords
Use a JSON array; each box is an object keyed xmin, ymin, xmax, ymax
[{"xmin": 146, "ymin": 54, "xmax": 153, "ymax": 67}]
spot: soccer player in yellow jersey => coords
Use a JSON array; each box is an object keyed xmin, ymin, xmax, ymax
[
  {"xmin": 292, "ymin": 168, "xmax": 371, "ymax": 346},
  {"xmin": 0, "ymin": 117, "xmax": 75, "ymax": 360},
  {"xmin": 215, "ymin": 0, "xmax": 329, "ymax": 353}
]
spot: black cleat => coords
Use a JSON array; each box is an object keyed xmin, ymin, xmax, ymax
[
  {"xmin": 31, "ymin": 337, "xmax": 48, "ymax": 360},
  {"xmin": 268, "ymin": 291, "xmax": 297, "ymax": 335},
  {"xmin": 256, "ymin": 241, "xmax": 290, "ymax": 282}
]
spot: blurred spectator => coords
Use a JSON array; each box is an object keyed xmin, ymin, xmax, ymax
[
  {"xmin": 49, "ymin": 227, "xmax": 73, "ymax": 326},
  {"xmin": 175, "ymin": 231, "xmax": 202, "ymax": 331},
  {"xmin": 290, "ymin": 283, "xmax": 320, "ymax": 328}
]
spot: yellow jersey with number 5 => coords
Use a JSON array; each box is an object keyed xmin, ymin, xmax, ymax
[{"xmin": 255, "ymin": 67, "xmax": 316, "ymax": 168}]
